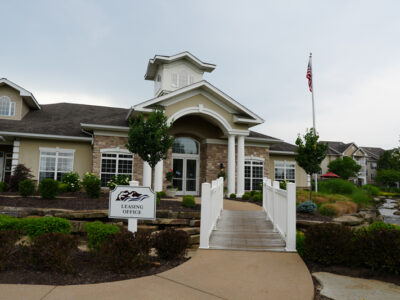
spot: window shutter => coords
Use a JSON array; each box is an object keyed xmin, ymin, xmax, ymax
[{"xmin": 171, "ymin": 73, "xmax": 178, "ymax": 88}]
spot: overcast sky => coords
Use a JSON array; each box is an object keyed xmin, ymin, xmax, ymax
[{"xmin": 1, "ymin": 1, "xmax": 399, "ymax": 149}]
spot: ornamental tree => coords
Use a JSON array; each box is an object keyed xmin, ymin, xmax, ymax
[
  {"xmin": 295, "ymin": 128, "xmax": 328, "ymax": 201},
  {"xmin": 378, "ymin": 149, "xmax": 400, "ymax": 171},
  {"xmin": 328, "ymin": 156, "xmax": 361, "ymax": 180},
  {"xmin": 126, "ymin": 108, "xmax": 174, "ymax": 188},
  {"xmin": 375, "ymin": 169, "xmax": 400, "ymax": 187}
]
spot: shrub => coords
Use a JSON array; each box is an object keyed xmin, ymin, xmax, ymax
[
  {"xmin": 297, "ymin": 201, "xmax": 317, "ymax": 213},
  {"xmin": 0, "ymin": 215, "xmax": 20, "ymax": 231},
  {"xmin": 304, "ymin": 223, "xmax": 353, "ymax": 265},
  {"xmin": 353, "ymin": 228, "xmax": 400, "ymax": 274},
  {"xmin": 365, "ymin": 221, "xmax": 398, "ymax": 232},
  {"xmin": 30, "ymin": 233, "xmax": 78, "ymax": 273},
  {"xmin": 229, "ymin": 193, "xmax": 236, "ymax": 199},
  {"xmin": 242, "ymin": 192, "xmax": 251, "ymax": 200},
  {"xmin": 250, "ymin": 190, "xmax": 256, "ymax": 196},
  {"xmin": 333, "ymin": 201, "xmax": 357, "ymax": 215},
  {"xmin": 318, "ymin": 179, "xmax": 356, "ymax": 195},
  {"xmin": 158, "ymin": 191, "xmax": 167, "ymax": 198},
  {"xmin": 361, "ymin": 184, "xmax": 380, "ymax": 197},
  {"xmin": 20, "ymin": 217, "xmax": 71, "ymax": 238},
  {"xmin": 82, "ymin": 172, "xmax": 101, "ymax": 198},
  {"xmin": 0, "ymin": 230, "xmax": 19, "ymax": 270},
  {"xmin": 85, "ymin": 221, "xmax": 120, "ymax": 251},
  {"xmin": 279, "ymin": 180, "xmax": 287, "ymax": 190},
  {"xmin": 9, "ymin": 164, "xmax": 34, "ymax": 192},
  {"xmin": 296, "ymin": 231, "xmax": 305, "ymax": 257},
  {"xmin": 18, "ymin": 179, "xmax": 35, "ymax": 197},
  {"xmin": 154, "ymin": 228, "xmax": 189, "ymax": 260},
  {"xmin": 350, "ymin": 189, "xmax": 371, "ymax": 207},
  {"xmin": 252, "ymin": 193, "xmax": 262, "ymax": 203},
  {"xmin": 38, "ymin": 178, "xmax": 59, "ymax": 199},
  {"xmin": 0, "ymin": 181, "xmax": 7, "ymax": 192},
  {"xmin": 97, "ymin": 230, "xmax": 152, "ymax": 272},
  {"xmin": 318, "ymin": 203, "xmax": 340, "ymax": 217},
  {"xmin": 182, "ymin": 195, "xmax": 196, "ymax": 208},
  {"xmin": 57, "ymin": 182, "xmax": 68, "ymax": 194},
  {"xmin": 61, "ymin": 172, "xmax": 81, "ymax": 192},
  {"xmin": 107, "ymin": 174, "xmax": 130, "ymax": 190}
]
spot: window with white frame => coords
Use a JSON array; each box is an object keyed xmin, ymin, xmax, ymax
[
  {"xmin": 244, "ymin": 158, "xmax": 264, "ymax": 191},
  {"xmin": 39, "ymin": 148, "xmax": 74, "ymax": 181},
  {"xmin": 274, "ymin": 161, "xmax": 296, "ymax": 182},
  {"xmin": 100, "ymin": 152, "xmax": 133, "ymax": 186},
  {"xmin": 155, "ymin": 74, "xmax": 162, "ymax": 92},
  {"xmin": 0, "ymin": 96, "xmax": 16, "ymax": 116},
  {"xmin": 371, "ymin": 162, "xmax": 377, "ymax": 170}
]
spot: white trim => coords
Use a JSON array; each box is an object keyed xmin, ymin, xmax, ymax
[
  {"xmin": 100, "ymin": 147, "xmax": 130, "ymax": 154},
  {"xmin": 0, "ymin": 96, "xmax": 16, "ymax": 117},
  {"xmin": 245, "ymin": 136, "xmax": 281, "ymax": 143},
  {"xmin": 39, "ymin": 147, "xmax": 76, "ymax": 153},
  {"xmin": 245, "ymin": 155, "xmax": 265, "ymax": 162},
  {"xmin": 0, "ymin": 78, "xmax": 41, "ymax": 109},
  {"xmin": 233, "ymin": 116, "xmax": 263, "ymax": 124},
  {"xmin": 80, "ymin": 123, "xmax": 129, "ymax": 132},
  {"xmin": 269, "ymin": 150, "xmax": 296, "ymax": 155},
  {"xmin": 93, "ymin": 130, "xmax": 128, "ymax": 137},
  {"xmin": 273, "ymin": 160, "xmax": 296, "ymax": 183},
  {"xmin": 129, "ymin": 80, "xmax": 264, "ymax": 124},
  {"xmin": 201, "ymin": 138, "xmax": 272, "ymax": 148},
  {"xmin": 0, "ymin": 131, "xmax": 92, "ymax": 142}
]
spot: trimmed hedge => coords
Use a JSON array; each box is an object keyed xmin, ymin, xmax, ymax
[
  {"xmin": 229, "ymin": 193, "xmax": 236, "ymax": 199},
  {"xmin": 97, "ymin": 230, "xmax": 152, "ymax": 272},
  {"xmin": 20, "ymin": 217, "xmax": 71, "ymax": 238},
  {"xmin": 182, "ymin": 195, "xmax": 196, "ymax": 208},
  {"xmin": 85, "ymin": 221, "xmax": 120, "ymax": 251},
  {"xmin": 19, "ymin": 179, "xmax": 35, "ymax": 197},
  {"xmin": 38, "ymin": 178, "xmax": 59, "ymax": 199},
  {"xmin": 82, "ymin": 173, "xmax": 101, "ymax": 198},
  {"xmin": 0, "ymin": 215, "xmax": 20, "ymax": 231},
  {"xmin": 252, "ymin": 193, "xmax": 262, "ymax": 203},
  {"xmin": 242, "ymin": 192, "xmax": 251, "ymax": 200},
  {"xmin": 30, "ymin": 233, "xmax": 78, "ymax": 273},
  {"xmin": 154, "ymin": 228, "xmax": 189, "ymax": 260}
]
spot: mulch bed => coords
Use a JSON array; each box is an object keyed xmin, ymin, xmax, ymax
[
  {"xmin": 0, "ymin": 249, "xmax": 189, "ymax": 285},
  {"xmin": 0, "ymin": 192, "xmax": 200, "ymax": 212},
  {"xmin": 297, "ymin": 212, "xmax": 333, "ymax": 222},
  {"xmin": 226, "ymin": 197, "xmax": 262, "ymax": 206}
]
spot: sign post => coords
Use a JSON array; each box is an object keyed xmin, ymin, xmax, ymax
[{"xmin": 109, "ymin": 180, "xmax": 156, "ymax": 233}]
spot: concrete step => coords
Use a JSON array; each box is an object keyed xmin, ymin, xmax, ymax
[{"xmin": 210, "ymin": 231, "xmax": 282, "ymax": 240}]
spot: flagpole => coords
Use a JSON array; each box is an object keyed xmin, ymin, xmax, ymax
[{"xmin": 309, "ymin": 52, "xmax": 318, "ymax": 192}]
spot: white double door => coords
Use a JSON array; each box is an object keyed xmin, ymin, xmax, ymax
[{"xmin": 172, "ymin": 155, "xmax": 199, "ymax": 196}]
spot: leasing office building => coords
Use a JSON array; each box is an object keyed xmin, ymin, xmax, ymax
[{"xmin": 0, "ymin": 52, "xmax": 308, "ymax": 196}]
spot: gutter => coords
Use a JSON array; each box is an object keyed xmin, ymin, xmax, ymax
[
  {"xmin": 0, "ymin": 131, "xmax": 92, "ymax": 142},
  {"xmin": 269, "ymin": 150, "xmax": 296, "ymax": 155},
  {"xmin": 80, "ymin": 123, "xmax": 130, "ymax": 132}
]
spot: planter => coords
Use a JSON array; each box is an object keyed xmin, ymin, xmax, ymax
[{"xmin": 166, "ymin": 188, "xmax": 178, "ymax": 198}]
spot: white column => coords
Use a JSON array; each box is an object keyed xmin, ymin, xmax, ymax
[
  {"xmin": 11, "ymin": 139, "xmax": 20, "ymax": 174},
  {"xmin": 227, "ymin": 134, "xmax": 236, "ymax": 196},
  {"xmin": 143, "ymin": 161, "xmax": 152, "ymax": 187},
  {"xmin": 236, "ymin": 135, "xmax": 245, "ymax": 197},
  {"xmin": 153, "ymin": 160, "xmax": 163, "ymax": 192}
]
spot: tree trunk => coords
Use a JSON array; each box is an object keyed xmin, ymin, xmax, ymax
[
  {"xmin": 309, "ymin": 174, "xmax": 313, "ymax": 201},
  {"xmin": 151, "ymin": 166, "xmax": 155, "ymax": 191}
]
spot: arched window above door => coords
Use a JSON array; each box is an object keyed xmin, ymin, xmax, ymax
[{"xmin": 172, "ymin": 137, "xmax": 199, "ymax": 154}]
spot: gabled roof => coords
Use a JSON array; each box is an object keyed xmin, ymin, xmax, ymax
[
  {"xmin": 0, "ymin": 78, "xmax": 41, "ymax": 110},
  {"xmin": 320, "ymin": 141, "xmax": 359, "ymax": 155},
  {"xmin": 127, "ymin": 80, "xmax": 264, "ymax": 125},
  {"xmin": 269, "ymin": 141, "xmax": 297, "ymax": 153},
  {"xmin": 145, "ymin": 52, "xmax": 216, "ymax": 80},
  {"xmin": 361, "ymin": 146, "xmax": 385, "ymax": 159}
]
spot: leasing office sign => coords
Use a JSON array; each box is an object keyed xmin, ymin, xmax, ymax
[{"xmin": 109, "ymin": 186, "xmax": 156, "ymax": 219}]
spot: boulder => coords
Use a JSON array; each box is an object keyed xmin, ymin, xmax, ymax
[
  {"xmin": 359, "ymin": 210, "xmax": 377, "ymax": 223},
  {"xmin": 54, "ymin": 210, "xmax": 108, "ymax": 219},
  {"xmin": 189, "ymin": 234, "xmax": 200, "ymax": 245},
  {"xmin": 189, "ymin": 219, "xmax": 200, "ymax": 227},
  {"xmin": 394, "ymin": 210, "xmax": 400, "ymax": 216},
  {"xmin": 333, "ymin": 215, "xmax": 363, "ymax": 226}
]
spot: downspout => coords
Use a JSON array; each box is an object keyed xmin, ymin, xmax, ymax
[{"xmin": 81, "ymin": 129, "xmax": 94, "ymax": 145}]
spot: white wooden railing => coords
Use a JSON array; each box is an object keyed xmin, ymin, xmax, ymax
[
  {"xmin": 262, "ymin": 178, "xmax": 296, "ymax": 252},
  {"xmin": 199, "ymin": 177, "xmax": 224, "ymax": 249}
]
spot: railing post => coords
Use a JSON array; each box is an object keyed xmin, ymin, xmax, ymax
[
  {"xmin": 200, "ymin": 182, "xmax": 211, "ymax": 249},
  {"xmin": 286, "ymin": 182, "xmax": 296, "ymax": 252},
  {"xmin": 272, "ymin": 181, "xmax": 280, "ymax": 232}
]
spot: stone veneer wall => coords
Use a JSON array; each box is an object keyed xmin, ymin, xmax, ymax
[
  {"xmin": 92, "ymin": 135, "xmax": 143, "ymax": 184},
  {"xmin": 244, "ymin": 145, "xmax": 270, "ymax": 178}
]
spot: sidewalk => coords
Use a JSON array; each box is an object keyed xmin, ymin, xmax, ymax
[{"xmin": 1, "ymin": 249, "xmax": 313, "ymax": 300}]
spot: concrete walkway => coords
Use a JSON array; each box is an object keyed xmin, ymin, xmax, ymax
[
  {"xmin": 0, "ymin": 199, "xmax": 314, "ymax": 300},
  {"xmin": 1, "ymin": 250, "xmax": 313, "ymax": 300}
]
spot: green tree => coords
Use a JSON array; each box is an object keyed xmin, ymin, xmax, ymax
[
  {"xmin": 126, "ymin": 108, "xmax": 174, "ymax": 188},
  {"xmin": 377, "ymin": 149, "xmax": 400, "ymax": 171},
  {"xmin": 328, "ymin": 156, "xmax": 361, "ymax": 180},
  {"xmin": 375, "ymin": 169, "xmax": 400, "ymax": 187},
  {"xmin": 295, "ymin": 128, "xmax": 328, "ymax": 201}
]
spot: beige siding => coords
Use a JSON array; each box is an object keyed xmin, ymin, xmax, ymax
[
  {"xmin": 164, "ymin": 94, "xmax": 248, "ymax": 131},
  {"xmin": 320, "ymin": 155, "xmax": 340, "ymax": 174},
  {"xmin": 0, "ymin": 86, "xmax": 28, "ymax": 120},
  {"xmin": 18, "ymin": 138, "xmax": 92, "ymax": 181},
  {"xmin": 269, "ymin": 154, "xmax": 308, "ymax": 188}
]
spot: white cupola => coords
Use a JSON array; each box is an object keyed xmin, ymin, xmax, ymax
[{"xmin": 144, "ymin": 52, "xmax": 216, "ymax": 96}]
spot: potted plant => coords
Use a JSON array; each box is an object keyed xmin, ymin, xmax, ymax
[{"xmin": 165, "ymin": 169, "xmax": 178, "ymax": 197}]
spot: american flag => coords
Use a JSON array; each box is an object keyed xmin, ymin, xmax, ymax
[{"xmin": 306, "ymin": 58, "xmax": 312, "ymax": 92}]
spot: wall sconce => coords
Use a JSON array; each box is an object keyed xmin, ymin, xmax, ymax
[{"xmin": 219, "ymin": 163, "xmax": 224, "ymax": 170}]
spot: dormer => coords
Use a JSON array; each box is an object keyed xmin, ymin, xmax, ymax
[
  {"xmin": 0, "ymin": 78, "xmax": 40, "ymax": 120},
  {"xmin": 144, "ymin": 52, "xmax": 216, "ymax": 96}
]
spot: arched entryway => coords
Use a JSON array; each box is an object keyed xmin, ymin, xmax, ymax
[{"xmin": 171, "ymin": 137, "xmax": 200, "ymax": 195}]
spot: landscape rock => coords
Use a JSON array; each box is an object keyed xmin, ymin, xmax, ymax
[
  {"xmin": 394, "ymin": 210, "xmax": 400, "ymax": 216},
  {"xmin": 180, "ymin": 227, "xmax": 200, "ymax": 235},
  {"xmin": 332, "ymin": 215, "xmax": 363, "ymax": 226},
  {"xmin": 140, "ymin": 218, "xmax": 189, "ymax": 226},
  {"xmin": 358, "ymin": 209, "xmax": 377, "ymax": 223},
  {"xmin": 137, "ymin": 225, "xmax": 159, "ymax": 233},
  {"xmin": 189, "ymin": 219, "xmax": 200, "ymax": 227},
  {"xmin": 189, "ymin": 234, "xmax": 200, "ymax": 245},
  {"xmin": 54, "ymin": 210, "xmax": 108, "ymax": 219}
]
